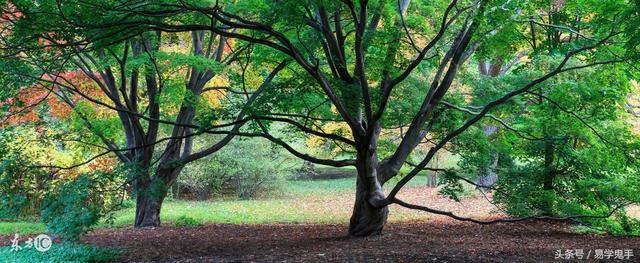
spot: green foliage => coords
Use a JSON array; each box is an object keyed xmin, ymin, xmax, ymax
[
  {"xmin": 178, "ymin": 138, "xmax": 293, "ymax": 200},
  {"xmin": 173, "ymin": 215, "xmax": 202, "ymax": 227},
  {"xmin": 0, "ymin": 59, "xmax": 37, "ymax": 102},
  {"xmin": 0, "ymin": 243, "xmax": 118, "ymax": 263},
  {"xmin": 157, "ymin": 51, "xmax": 225, "ymax": 73},
  {"xmin": 492, "ymin": 164, "xmax": 555, "ymax": 216},
  {"xmin": 1, "ymin": 0, "xmax": 639, "ymax": 239},
  {"xmin": 455, "ymin": 53, "xmax": 640, "ymax": 234},
  {"xmin": 40, "ymin": 169, "xmax": 126, "ymax": 241},
  {"xmin": 437, "ymin": 170, "xmax": 465, "ymax": 202},
  {"xmin": 0, "ymin": 127, "xmax": 56, "ymax": 219}
]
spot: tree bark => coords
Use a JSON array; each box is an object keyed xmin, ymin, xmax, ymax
[
  {"xmin": 348, "ymin": 173, "xmax": 388, "ymax": 236},
  {"xmin": 133, "ymin": 168, "xmax": 178, "ymax": 227},
  {"xmin": 133, "ymin": 176, "xmax": 167, "ymax": 227},
  {"xmin": 134, "ymin": 191, "xmax": 165, "ymax": 227},
  {"xmin": 541, "ymin": 138, "xmax": 556, "ymax": 215},
  {"xmin": 475, "ymin": 124, "xmax": 500, "ymax": 189},
  {"xmin": 427, "ymin": 152, "xmax": 440, "ymax": 187},
  {"xmin": 348, "ymin": 145, "xmax": 388, "ymax": 237},
  {"xmin": 476, "ymin": 152, "xmax": 499, "ymax": 189}
]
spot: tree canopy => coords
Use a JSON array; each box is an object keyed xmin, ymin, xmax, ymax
[{"xmin": 0, "ymin": 0, "xmax": 639, "ymax": 239}]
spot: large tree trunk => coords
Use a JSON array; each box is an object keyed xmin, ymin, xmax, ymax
[
  {"xmin": 133, "ymin": 167, "xmax": 179, "ymax": 227},
  {"xmin": 134, "ymin": 191, "xmax": 165, "ymax": 227},
  {"xmin": 348, "ymin": 147, "xmax": 388, "ymax": 236},
  {"xmin": 349, "ymin": 176, "xmax": 388, "ymax": 236}
]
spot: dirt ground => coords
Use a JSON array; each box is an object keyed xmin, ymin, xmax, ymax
[{"xmin": 79, "ymin": 221, "xmax": 639, "ymax": 262}]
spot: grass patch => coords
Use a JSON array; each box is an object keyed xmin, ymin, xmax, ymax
[
  {"xmin": 173, "ymin": 215, "xmax": 202, "ymax": 227},
  {"xmin": 107, "ymin": 198, "xmax": 348, "ymax": 226},
  {"xmin": 287, "ymin": 177, "xmax": 355, "ymax": 195},
  {"xmin": 0, "ymin": 243, "xmax": 118, "ymax": 263},
  {"xmin": 0, "ymin": 221, "xmax": 46, "ymax": 235},
  {"xmin": 3, "ymin": 176, "xmax": 436, "ymax": 234}
]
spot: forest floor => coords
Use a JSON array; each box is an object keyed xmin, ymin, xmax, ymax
[
  {"xmin": 82, "ymin": 221, "xmax": 640, "ymax": 262},
  {"xmin": 2, "ymin": 174, "xmax": 640, "ymax": 262}
]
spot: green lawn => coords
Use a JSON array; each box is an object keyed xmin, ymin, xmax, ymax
[
  {"xmin": 1, "ymin": 176, "xmax": 431, "ymax": 235},
  {"xmin": 0, "ymin": 221, "xmax": 46, "ymax": 236}
]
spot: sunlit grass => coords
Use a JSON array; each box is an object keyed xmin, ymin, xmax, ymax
[
  {"xmin": 628, "ymin": 205, "xmax": 640, "ymax": 219},
  {"xmin": 0, "ymin": 175, "xmax": 439, "ymax": 235},
  {"xmin": 107, "ymin": 176, "xmax": 430, "ymax": 227},
  {"xmin": 0, "ymin": 221, "xmax": 46, "ymax": 236}
]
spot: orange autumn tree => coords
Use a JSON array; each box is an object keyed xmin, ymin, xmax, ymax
[{"xmin": 0, "ymin": 71, "xmax": 119, "ymax": 218}]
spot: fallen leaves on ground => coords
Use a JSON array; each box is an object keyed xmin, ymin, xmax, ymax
[{"xmin": 80, "ymin": 221, "xmax": 639, "ymax": 262}]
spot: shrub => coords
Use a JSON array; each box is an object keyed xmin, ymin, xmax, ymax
[
  {"xmin": 178, "ymin": 138, "xmax": 292, "ymax": 200},
  {"xmin": 290, "ymin": 161, "xmax": 319, "ymax": 180},
  {"xmin": 0, "ymin": 127, "xmax": 56, "ymax": 219},
  {"xmin": 173, "ymin": 215, "xmax": 201, "ymax": 227},
  {"xmin": 40, "ymin": 169, "xmax": 126, "ymax": 241},
  {"xmin": 493, "ymin": 163, "xmax": 640, "ymax": 235}
]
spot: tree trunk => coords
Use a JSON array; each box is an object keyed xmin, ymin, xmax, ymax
[
  {"xmin": 349, "ymin": 175, "xmax": 388, "ymax": 236},
  {"xmin": 427, "ymin": 152, "xmax": 441, "ymax": 187},
  {"xmin": 476, "ymin": 152, "xmax": 499, "ymax": 189},
  {"xmin": 541, "ymin": 138, "xmax": 555, "ymax": 215},
  {"xmin": 133, "ymin": 176, "xmax": 170, "ymax": 228},
  {"xmin": 427, "ymin": 171, "xmax": 438, "ymax": 187},
  {"xmin": 348, "ymin": 148, "xmax": 388, "ymax": 237},
  {"xmin": 132, "ymin": 128, "xmax": 187, "ymax": 227},
  {"xmin": 134, "ymin": 192, "xmax": 164, "ymax": 227},
  {"xmin": 476, "ymin": 125, "xmax": 500, "ymax": 189}
]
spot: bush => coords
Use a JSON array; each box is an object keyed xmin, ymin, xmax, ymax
[
  {"xmin": 178, "ymin": 138, "xmax": 292, "ymax": 200},
  {"xmin": 0, "ymin": 127, "xmax": 56, "ymax": 219},
  {"xmin": 173, "ymin": 215, "xmax": 201, "ymax": 227},
  {"xmin": 493, "ymin": 163, "xmax": 640, "ymax": 235},
  {"xmin": 40, "ymin": 169, "xmax": 126, "ymax": 241},
  {"xmin": 290, "ymin": 161, "xmax": 320, "ymax": 180},
  {"xmin": 0, "ymin": 127, "xmax": 129, "ymax": 242}
]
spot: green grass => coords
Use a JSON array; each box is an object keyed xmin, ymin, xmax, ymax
[
  {"xmin": 287, "ymin": 176, "xmax": 355, "ymax": 195},
  {"xmin": 0, "ymin": 243, "xmax": 118, "ymax": 263},
  {"xmin": 287, "ymin": 174, "xmax": 428, "ymax": 194},
  {"xmin": 112, "ymin": 176, "xmax": 430, "ymax": 227},
  {"xmin": 1, "ymin": 176, "xmax": 432, "ymax": 235},
  {"xmin": 108, "ymin": 197, "xmax": 344, "ymax": 227},
  {"xmin": 0, "ymin": 221, "xmax": 46, "ymax": 236}
]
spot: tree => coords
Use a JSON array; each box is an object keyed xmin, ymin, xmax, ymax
[
  {"xmin": 454, "ymin": 0, "xmax": 640, "ymax": 224},
  {"xmin": 0, "ymin": 1, "xmax": 287, "ymax": 228},
  {"xmin": 4, "ymin": 0, "xmax": 639, "ymax": 237},
  {"xmin": 490, "ymin": 57, "xmax": 640, "ymax": 217},
  {"xmin": 86, "ymin": 0, "xmax": 636, "ymax": 236}
]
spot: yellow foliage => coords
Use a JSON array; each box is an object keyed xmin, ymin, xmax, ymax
[
  {"xmin": 201, "ymin": 76, "xmax": 229, "ymax": 108},
  {"xmin": 306, "ymin": 122, "xmax": 352, "ymax": 158}
]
